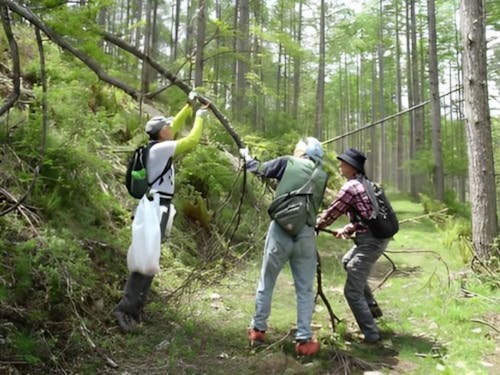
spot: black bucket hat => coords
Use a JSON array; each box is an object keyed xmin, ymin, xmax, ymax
[{"xmin": 337, "ymin": 148, "xmax": 366, "ymax": 173}]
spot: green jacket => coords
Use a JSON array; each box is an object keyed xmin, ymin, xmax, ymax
[{"xmin": 275, "ymin": 156, "xmax": 328, "ymax": 227}]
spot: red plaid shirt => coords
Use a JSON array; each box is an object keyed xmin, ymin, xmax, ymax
[{"xmin": 317, "ymin": 177, "xmax": 373, "ymax": 231}]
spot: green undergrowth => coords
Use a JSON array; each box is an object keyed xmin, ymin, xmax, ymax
[
  {"xmin": 66, "ymin": 197, "xmax": 499, "ymax": 374},
  {"xmin": 1, "ymin": 29, "xmax": 498, "ymax": 373}
]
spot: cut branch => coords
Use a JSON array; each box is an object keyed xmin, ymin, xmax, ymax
[{"xmin": 315, "ymin": 249, "xmax": 341, "ymax": 332}]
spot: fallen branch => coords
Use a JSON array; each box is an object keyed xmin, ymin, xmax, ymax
[
  {"xmin": 0, "ymin": 187, "xmax": 40, "ymax": 231},
  {"xmin": 62, "ymin": 265, "xmax": 119, "ymax": 369},
  {"xmin": 264, "ymin": 328, "xmax": 293, "ymax": 351},
  {"xmin": 415, "ymin": 353, "xmax": 441, "ymax": 358},
  {"xmin": 386, "ymin": 249, "xmax": 451, "ymax": 288},
  {"xmin": 398, "ymin": 208, "xmax": 449, "ymax": 224},
  {"xmin": 470, "ymin": 318, "xmax": 500, "ymax": 333},
  {"xmin": 373, "ymin": 252, "xmax": 397, "ymax": 291},
  {"xmin": 315, "ymin": 236, "xmax": 342, "ymax": 332}
]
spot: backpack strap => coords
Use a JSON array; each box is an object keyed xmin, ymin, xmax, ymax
[
  {"xmin": 143, "ymin": 141, "xmax": 174, "ymax": 187},
  {"xmin": 150, "ymin": 156, "xmax": 173, "ymax": 186},
  {"xmin": 356, "ymin": 174, "xmax": 380, "ymax": 220}
]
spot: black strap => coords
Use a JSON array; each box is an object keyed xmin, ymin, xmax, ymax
[
  {"xmin": 150, "ymin": 156, "xmax": 173, "ymax": 187},
  {"xmin": 286, "ymin": 161, "xmax": 321, "ymax": 197},
  {"xmin": 144, "ymin": 140, "xmax": 173, "ymax": 187}
]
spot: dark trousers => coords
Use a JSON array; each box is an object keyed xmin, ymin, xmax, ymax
[
  {"xmin": 342, "ymin": 231, "xmax": 389, "ymax": 341},
  {"xmin": 114, "ymin": 198, "xmax": 171, "ymax": 319}
]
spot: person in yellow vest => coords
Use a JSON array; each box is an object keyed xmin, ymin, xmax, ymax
[
  {"xmin": 240, "ymin": 138, "xmax": 328, "ymax": 356},
  {"xmin": 113, "ymin": 92, "xmax": 209, "ymax": 332}
]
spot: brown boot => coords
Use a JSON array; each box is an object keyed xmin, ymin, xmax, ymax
[
  {"xmin": 248, "ymin": 328, "xmax": 266, "ymax": 346},
  {"xmin": 295, "ymin": 338, "xmax": 320, "ymax": 356}
]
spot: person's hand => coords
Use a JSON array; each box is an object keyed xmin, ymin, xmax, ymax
[
  {"xmin": 239, "ymin": 147, "xmax": 253, "ymax": 162},
  {"xmin": 188, "ymin": 91, "xmax": 198, "ymax": 102},
  {"xmin": 334, "ymin": 224, "xmax": 354, "ymax": 239},
  {"xmin": 196, "ymin": 107, "xmax": 208, "ymax": 118}
]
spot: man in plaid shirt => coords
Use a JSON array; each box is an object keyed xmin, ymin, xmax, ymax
[{"xmin": 316, "ymin": 148, "xmax": 390, "ymax": 344}]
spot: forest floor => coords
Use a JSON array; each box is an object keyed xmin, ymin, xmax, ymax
[{"xmin": 72, "ymin": 199, "xmax": 499, "ymax": 375}]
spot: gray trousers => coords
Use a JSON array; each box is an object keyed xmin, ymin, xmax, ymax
[
  {"xmin": 342, "ymin": 231, "xmax": 390, "ymax": 342},
  {"xmin": 114, "ymin": 198, "xmax": 171, "ymax": 320},
  {"xmin": 251, "ymin": 221, "xmax": 317, "ymax": 341}
]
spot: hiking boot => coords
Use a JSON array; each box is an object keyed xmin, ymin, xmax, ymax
[
  {"xmin": 369, "ymin": 302, "xmax": 383, "ymax": 319},
  {"xmin": 295, "ymin": 338, "xmax": 320, "ymax": 356},
  {"xmin": 248, "ymin": 328, "xmax": 266, "ymax": 346},
  {"xmin": 112, "ymin": 309, "xmax": 137, "ymax": 332}
]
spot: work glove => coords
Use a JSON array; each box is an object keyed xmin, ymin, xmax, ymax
[
  {"xmin": 188, "ymin": 91, "xmax": 198, "ymax": 102},
  {"xmin": 239, "ymin": 147, "xmax": 253, "ymax": 162},
  {"xmin": 196, "ymin": 108, "xmax": 208, "ymax": 118}
]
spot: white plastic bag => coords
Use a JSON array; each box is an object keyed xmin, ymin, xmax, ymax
[{"xmin": 127, "ymin": 194, "xmax": 162, "ymax": 275}]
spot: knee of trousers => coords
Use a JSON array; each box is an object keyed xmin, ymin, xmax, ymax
[{"xmin": 344, "ymin": 282, "xmax": 363, "ymax": 301}]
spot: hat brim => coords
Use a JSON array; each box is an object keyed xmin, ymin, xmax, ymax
[{"xmin": 337, "ymin": 154, "xmax": 364, "ymax": 173}]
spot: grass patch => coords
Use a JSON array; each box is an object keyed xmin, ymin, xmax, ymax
[{"xmin": 45, "ymin": 197, "xmax": 500, "ymax": 374}]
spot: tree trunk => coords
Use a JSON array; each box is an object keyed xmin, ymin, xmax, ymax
[
  {"xmin": 172, "ymin": 0, "xmax": 181, "ymax": 61},
  {"xmin": 395, "ymin": 0, "xmax": 404, "ymax": 191},
  {"xmin": 460, "ymin": 0, "xmax": 498, "ymax": 260},
  {"xmin": 314, "ymin": 0, "xmax": 325, "ymax": 140},
  {"xmin": 377, "ymin": 0, "xmax": 385, "ymax": 183},
  {"xmin": 234, "ymin": 0, "xmax": 249, "ymax": 121},
  {"xmin": 410, "ymin": 0, "xmax": 424, "ymax": 197},
  {"xmin": 140, "ymin": 0, "xmax": 153, "ymax": 93},
  {"xmin": 427, "ymin": 0, "xmax": 444, "ymax": 201},
  {"xmin": 194, "ymin": 0, "xmax": 206, "ymax": 88},
  {"xmin": 369, "ymin": 51, "xmax": 377, "ymax": 179},
  {"xmin": 292, "ymin": 1, "xmax": 302, "ymax": 121}
]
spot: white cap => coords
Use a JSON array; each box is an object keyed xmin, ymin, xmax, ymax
[{"xmin": 145, "ymin": 116, "xmax": 174, "ymax": 136}]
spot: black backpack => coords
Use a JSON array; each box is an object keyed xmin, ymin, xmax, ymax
[
  {"xmin": 125, "ymin": 142, "xmax": 172, "ymax": 199},
  {"xmin": 359, "ymin": 177, "xmax": 399, "ymax": 239}
]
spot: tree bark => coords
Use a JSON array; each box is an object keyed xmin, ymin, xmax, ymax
[
  {"xmin": 395, "ymin": 0, "xmax": 405, "ymax": 191},
  {"xmin": 377, "ymin": 0, "xmax": 385, "ymax": 183},
  {"xmin": 314, "ymin": 0, "xmax": 325, "ymax": 140},
  {"xmin": 427, "ymin": 0, "xmax": 444, "ymax": 201},
  {"xmin": 234, "ymin": 0, "xmax": 249, "ymax": 121},
  {"xmin": 460, "ymin": 0, "xmax": 498, "ymax": 260},
  {"xmin": 292, "ymin": 1, "xmax": 302, "ymax": 121},
  {"xmin": 410, "ymin": 0, "xmax": 424, "ymax": 198},
  {"xmin": 194, "ymin": 0, "xmax": 206, "ymax": 88}
]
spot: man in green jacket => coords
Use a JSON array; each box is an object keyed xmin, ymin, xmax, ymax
[{"xmin": 240, "ymin": 137, "xmax": 328, "ymax": 356}]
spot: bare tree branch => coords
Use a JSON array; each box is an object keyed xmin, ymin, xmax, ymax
[
  {"xmin": 102, "ymin": 32, "xmax": 245, "ymax": 148},
  {"xmin": 0, "ymin": 0, "xmax": 246, "ymax": 148},
  {"xmin": 0, "ymin": 26, "xmax": 48, "ymax": 218},
  {"xmin": 0, "ymin": 0, "xmax": 141, "ymax": 100},
  {"xmin": 0, "ymin": 5, "xmax": 20, "ymax": 116}
]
